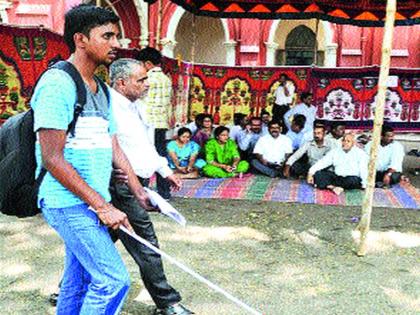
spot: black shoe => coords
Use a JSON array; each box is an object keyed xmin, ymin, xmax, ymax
[
  {"xmin": 48, "ymin": 293, "xmax": 59, "ymax": 307},
  {"xmin": 407, "ymin": 149, "xmax": 419, "ymax": 156},
  {"xmin": 154, "ymin": 303, "xmax": 194, "ymax": 315}
]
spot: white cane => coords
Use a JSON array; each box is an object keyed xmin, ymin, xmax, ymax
[{"xmin": 119, "ymin": 225, "xmax": 263, "ymax": 315}]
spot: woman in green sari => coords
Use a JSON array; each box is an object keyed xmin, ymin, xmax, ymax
[{"xmin": 203, "ymin": 126, "xmax": 249, "ymax": 178}]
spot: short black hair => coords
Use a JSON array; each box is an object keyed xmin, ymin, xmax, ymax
[
  {"xmin": 381, "ymin": 125, "xmax": 394, "ymax": 136},
  {"xmin": 233, "ymin": 113, "xmax": 246, "ymax": 125},
  {"xmin": 293, "ymin": 114, "xmax": 306, "ymax": 129},
  {"xmin": 214, "ymin": 126, "xmax": 229, "ymax": 138},
  {"xmin": 330, "ymin": 121, "xmax": 346, "ymax": 130},
  {"xmin": 64, "ymin": 4, "xmax": 120, "ymax": 53},
  {"xmin": 260, "ymin": 110, "xmax": 270, "ymax": 117},
  {"xmin": 136, "ymin": 47, "xmax": 162, "ymax": 65},
  {"xmin": 177, "ymin": 127, "xmax": 192, "ymax": 137},
  {"xmin": 300, "ymin": 92, "xmax": 313, "ymax": 100},
  {"xmin": 268, "ymin": 120, "xmax": 282, "ymax": 129}
]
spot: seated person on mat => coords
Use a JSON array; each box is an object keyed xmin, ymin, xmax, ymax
[
  {"xmin": 283, "ymin": 124, "xmax": 332, "ymax": 178},
  {"xmin": 325, "ymin": 121, "xmax": 346, "ymax": 149},
  {"xmin": 286, "ymin": 114, "xmax": 309, "ymax": 150},
  {"xmin": 251, "ymin": 120, "xmax": 293, "ymax": 178},
  {"xmin": 307, "ymin": 133, "xmax": 368, "ymax": 195},
  {"xmin": 203, "ymin": 126, "xmax": 249, "ymax": 178},
  {"xmin": 167, "ymin": 127, "xmax": 206, "ymax": 179},
  {"xmin": 365, "ymin": 125, "xmax": 408, "ymax": 188},
  {"xmin": 191, "ymin": 114, "xmax": 214, "ymax": 148},
  {"xmin": 237, "ymin": 116, "xmax": 263, "ymax": 161}
]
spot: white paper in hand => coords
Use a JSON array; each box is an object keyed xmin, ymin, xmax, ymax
[{"xmin": 144, "ymin": 187, "xmax": 186, "ymax": 226}]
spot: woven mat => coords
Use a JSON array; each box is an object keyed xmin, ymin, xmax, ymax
[{"xmin": 169, "ymin": 175, "xmax": 420, "ymax": 209}]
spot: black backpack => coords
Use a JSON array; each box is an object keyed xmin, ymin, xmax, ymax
[{"xmin": 0, "ymin": 61, "xmax": 109, "ymax": 217}]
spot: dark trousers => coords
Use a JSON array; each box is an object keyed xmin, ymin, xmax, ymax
[
  {"xmin": 110, "ymin": 178, "xmax": 181, "ymax": 309},
  {"xmin": 155, "ymin": 128, "xmax": 171, "ymax": 199},
  {"xmin": 272, "ymin": 104, "xmax": 289, "ymax": 133},
  {"xmin": 375, "ymin": 171, "xmax": 402, "ymax": 186},
  {"xmin": 290, "ymin": 155, "xmax": 310, "ymax": 178},
  {"xmin": 314, "ymin": 170, "xmax": 362, "ymax": 190},
  {"xmin": 251, "ymin": 159, "xmax": 282, "ymax": 178}
]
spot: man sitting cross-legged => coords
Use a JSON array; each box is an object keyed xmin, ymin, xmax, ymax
[
  {"xmin": 251, "ymin": 120, "xmax": 293, "ymax": 178},
  {"xmin": 307, "ymin": 133, "xmax": 368, "ymax": 195},
  {"xmin": 365, "ymin": 125, "xmax": 408, "ymax": 188},
  {"xmin": 283, "ymin": 124, "xmax": 332, "ymax": 179}
]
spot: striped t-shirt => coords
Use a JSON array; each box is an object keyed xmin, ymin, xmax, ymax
[{"xmin": 31, "ymin": 69, "xmax": 115, "ymax": 208}]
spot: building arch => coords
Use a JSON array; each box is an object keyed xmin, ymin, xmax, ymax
[
  {"xmin": 163, "ymin": 7, "xmax": 233, "ymax": 64},
  {"xmin": 266, "ymin": 19, "xmax": 337, "ymax": 66}
]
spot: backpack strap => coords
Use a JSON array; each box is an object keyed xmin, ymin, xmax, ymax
[
  {"xmin": 50, "ymin": 61, "xmax": 87, "ymax": 137},
  {"xmin": 34, "ymin": 61, "xmax": 88, "ymax": 184}
]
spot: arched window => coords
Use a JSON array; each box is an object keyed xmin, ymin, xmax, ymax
[{"xmin": 276, "ymin": 25, "xmax": 324, "ymax": 66}]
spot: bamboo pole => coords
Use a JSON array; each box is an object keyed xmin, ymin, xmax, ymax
[
  {"xmin": 313, "ymin": 18, "xmax": 319, "ymax": 65},
  {"xmin": 186, "ymin": 14, "xmax": 197, "ymax": 121},
  {"xmin": 357, "ymin": 0, "xmax": 396, "ymax": 256},
  {"xmin": 155, "ymin": 0, "xmax": 163, "ymax": 49}
]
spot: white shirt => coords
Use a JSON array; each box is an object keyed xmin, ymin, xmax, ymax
[
  {"xmin": 274, "ymin": 82, "xmax": 295, "ymax": 105},
  {"xmin": 365, "ymin": 141, "xmax": 404, "ymax": 172},
  {"xmin": 186, "ymin": 121, "xmax": 198, "ymax": 135},
  {"xmin": 227, "ymin": 124, "xmax": 242, "ymax": 142},
  {"xmin": 309, "ymin": 146, "xmax": 368, "ymax": 188},
  {"xmin": 111, "ymin": 89, "xmax": 172, "ymax": 179},
  {"xmin": 284, "ymin": 103, "xmax": 317, "ymax": 132},
  {"xmin": 253, "ymin": 134, "xmax": 293, "ymax": 164},
  {"xmin": 325, "ymin": 134, "xmax": 343, "ymax": 150}
]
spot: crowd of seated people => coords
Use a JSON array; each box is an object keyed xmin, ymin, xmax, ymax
[{"xmin": 168, "ymin": 105, "xmax": 409, "ymax": 194}]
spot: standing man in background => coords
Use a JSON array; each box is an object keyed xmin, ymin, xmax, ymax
[
  {"xmin": 136, "ymin": 47, "xmax": 173, "ymax": 200},
  {"xmin": 272, "ymin": 74, "xmax": 295, "ymax": 129}
]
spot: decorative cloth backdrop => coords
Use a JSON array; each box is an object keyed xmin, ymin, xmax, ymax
[
  {"xmin": 166, "ymin": 60, "xmax": 420, "ymax": 131},
  {"xmin": 0, "ymin": 24, "xmax": 419, "ymax": 131}
]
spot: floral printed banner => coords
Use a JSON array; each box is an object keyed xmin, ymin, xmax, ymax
[
  {"xmin": 0, "ymin": 25, "xmax": 419, "ymax": 131},
  {"xmin": 162, "ymin": 60, "xmax": 420, "ymax": 131}
]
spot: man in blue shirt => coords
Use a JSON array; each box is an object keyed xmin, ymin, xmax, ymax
[{"xmin": 32, "ymin": 4, "xmax": 152, "ymax": 313}]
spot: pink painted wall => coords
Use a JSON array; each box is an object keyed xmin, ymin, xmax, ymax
[{"xmin": 4, "ymin": 0, "xmax": 419, "ymax": 68}]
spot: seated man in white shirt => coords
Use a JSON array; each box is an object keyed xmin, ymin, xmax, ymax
[
  {"xmin": 284, "ymin": 92, "xmax": 316, "ymax": 134},
  {"xmin": 325, "ymin": 121, "xmax": 346, "ymax": 149},
  {"xmin": 251, "ymin": 120, "xmax": 293, "ymax": 177},
  {"xmin": 284, "ymin": 124, "xmax": 332, "ymax": 178},
  {"xmin": 109, "ymin": 58, "xmax": 193, "ymax": 315},
  {"xmin": 365, "ymin": 125, "xmax": 406, "ymax": 187},
  {"xmin": 237, "ymin": 116, "xmax": 263, "ymax": 161},
  {"xmin": 307, "ymin": 133, "xmax": 368, "ymax": 195}
]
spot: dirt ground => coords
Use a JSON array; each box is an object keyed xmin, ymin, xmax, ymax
[{"xmin": 0, "ymin": 194, "xmax": 419, "ymax": 315}]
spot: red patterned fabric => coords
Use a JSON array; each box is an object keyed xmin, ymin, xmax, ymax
[
  {"xmin": 162, "ymin": 60, "xmax": 420, "ymax": 131},
  {"xmin": 164, "ymin": 0, "xmax": 420, "ymax": 27},
  {"xmin": 0, "ymin": 24, "xmax": 69, "ymax": 122},
  {"xmin": 0, "ymin": 25, "xmax": 418, "ymax": 131}
]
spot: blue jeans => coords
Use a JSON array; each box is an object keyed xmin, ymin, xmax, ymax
[{"xmin": 41, "ymin": 202, "xmax": 130, "ymax": 314}]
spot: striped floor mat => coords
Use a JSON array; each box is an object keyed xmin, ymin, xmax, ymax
[{"xmin": 170, "ymin": 175, "xmax": 420, "ymax": 209}]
